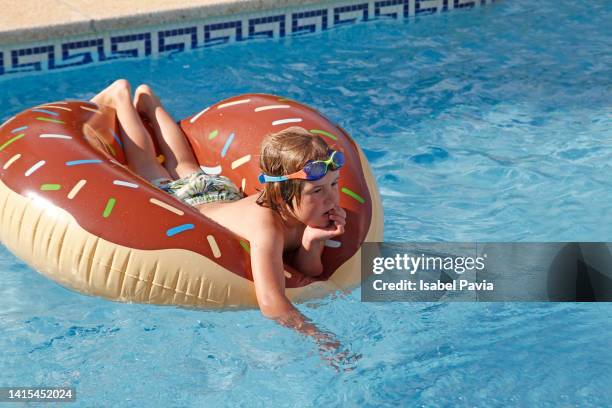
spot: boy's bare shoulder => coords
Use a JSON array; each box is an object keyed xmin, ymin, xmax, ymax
[{"xmin": 245, "ymin": 198, "xmax": 284, "ymax": 237}]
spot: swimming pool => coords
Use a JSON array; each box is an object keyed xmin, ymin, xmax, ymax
[{"xmin": 1, "ymin": 0, "xmax": 611, "ymax": 406}]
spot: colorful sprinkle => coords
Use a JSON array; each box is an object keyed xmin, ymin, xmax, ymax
[
  {"xmin": 272, "ymin": 118, "xmax": 302, "ymax": 126},
  {"xmin": 3, "ymin": 153, "xmax": 21, "ymax": 170},
  {"xmin": 36, "ymin": 117, "xmax": 65, "ymax": 124},
  {"xmin": 310, "ymin": 129, "xmax": 338, "ymax": 141},
  {"xmin": 325, "ymin": 239, "xmax": 342, "ymax": 248},
  {"xmin": 156, "ymin": 154, "xmax": 164, "ymax": 164},
  {"xmin": 25, "ymin": 160, "xmax": 45, "ymax": 176},
  {"xmin": 149, "ymin": 198, "xmax": 184, "ymax": 216},
  {"xmin": 11, "ymin": 126, "xmax": 27, "ymax": 133},
  {"xmin": 239, "ymin": 240, "xmax": 250, "ymax": 254},
  {"xmin": 102, "ymin": 198, "xmax": 116, "ymax": 218},
  {"xmin": 0, "ymin": 133, "xmax": 25, "ymax": 151},
  {"xmin": 40, "ymin": 133, "xmax": 72, "ymax": 139},
  {"xmin": 67, "ymin": 179, "xmax": 87, "ymax": 199},
  {"xmin": 341, "ymin": 187, "xmax": 365, "ymax": 204},
  {"xmin": 220, "ymin": 133, "xmax": 234, "ymax": 158},
  {"xmin": 201, "ymin": 165, "xmax": 222, "ymax": 175},
  {"xmin": 231, "ymin": 154, "xmax": 251, "ymax": 169},
  {"xmin": 207, "ymin": 235, "xmax": 221, "ymax": 258},
  {"xmin": 41, "ymin": 184, "xmax": 61, "ymax": 191},
  {"xmin": 120, "ymin": 128, "xmax": 128, "ymax": 142},
  {"xmin": 113, "ymin": 180, "xmax": 138, "ymax": 188},
  {"xmin": 32, "ymin": 109, "xmax": 60, "ymax": 116},
  {"xmin": 80, "ymin": 106, "xmax": 101, "ymax": 114},
  {"xmin": 217, "ymin": 99, "xmax": 251, "ymax": 109},
  {"xmin": 190, "ymin": 107, "xmax": 209, "ymax": 123},
  {"xmin": 284, "ymin": 270, "xmax": 292, "ymax": 279},
  {"xmin": 208, "ymin": 130, "xmax": 219, "ymax": 140},
  {"xmin": 36, "ymin": 105, "xmax": 71, "ymax": 111},
  {"xmin": 254, "ymin": 105, "xmax": 290, "ymax": 112},
  {"xmin": 65, "ymin": 159, "xmax": 102, "ymax": 166},
  {"xmin": 241, "ymin": 178, "xmax": 246, "ymax": 192},
  {"xmin": 109, "ymin": 128, "xmax": 123, "ymax": 148},
  {"xmin": 166, "ymin": 223, "xmax": 195, "ymax": 237},
  {"xmin": 0, "ymin": 116, "xmax": 16, "ymax": 128}
]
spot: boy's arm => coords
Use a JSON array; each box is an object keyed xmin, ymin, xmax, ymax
[
  {"xmin": 292, "ymin": 238, "xmax": 325, "ymax": 277},
  {"xmin": 249, "ymin": 224, "xmax": 291, "ymax": 318},
  {"xmin": 292, "ymin": 205, "xmax": 346, "ymax": 277},
  {"xmin": 249, "ymin": 222, "xmax": 337, "ymax": 347}
]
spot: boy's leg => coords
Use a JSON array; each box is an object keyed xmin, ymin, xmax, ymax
[
  {"xmin": 134, "ymin": 85, "xmax": 201, "ymax": 179},
  {"xmin": 91, "ymin": 79, "xmax": 171, "ymax": 182}
]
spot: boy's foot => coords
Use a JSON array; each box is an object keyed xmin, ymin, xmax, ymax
[{"xmin": 134, "ymin": 84, "xmax": 162, "ymax": 117}]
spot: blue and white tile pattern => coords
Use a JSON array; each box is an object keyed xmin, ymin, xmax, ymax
[{"xmin": 0, "ymin": 0, "xmax": 495, "ymax": 78}]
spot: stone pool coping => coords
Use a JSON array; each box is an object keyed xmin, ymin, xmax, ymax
[{"xmin": 0, "ymin": 0, "xmax": 325, "ymax": 45}]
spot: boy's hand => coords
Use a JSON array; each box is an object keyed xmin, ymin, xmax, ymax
[
  {"xmin": 328, "ymin": 205, "xmax": 346, "ymax": 229},
  {"xmin": 303, "ymin": 205, "xmax": 346, "ymax": 245}
]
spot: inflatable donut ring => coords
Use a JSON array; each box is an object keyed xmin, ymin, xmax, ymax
[{"xmin": 0, "ymin": 94, "xmax": 383, "ymax": 309}]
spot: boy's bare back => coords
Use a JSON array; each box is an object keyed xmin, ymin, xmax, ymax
[{"xmin": 195, "ymin": 195, "xmax": 305, "ymax": 252}]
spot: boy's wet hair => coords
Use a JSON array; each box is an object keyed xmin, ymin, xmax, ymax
[{"xmin": 256, "ymin": 126, "xmax": 330, "ymax": 214}]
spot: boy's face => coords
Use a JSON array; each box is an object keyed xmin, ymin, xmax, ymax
[{"xmin": 290, "ymin": 170, "xmax": 341, "ymax": 228}]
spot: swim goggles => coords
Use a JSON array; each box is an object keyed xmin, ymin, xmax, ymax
[{"xmin": 258, "ymin": 149, "xmax": 345, "ymax": 183}]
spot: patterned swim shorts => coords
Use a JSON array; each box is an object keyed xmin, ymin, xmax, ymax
[{"xmin": 152, "ymin": 170, "xmax": 244, "ymax": 207}]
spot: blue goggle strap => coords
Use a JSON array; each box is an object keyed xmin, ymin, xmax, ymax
[{"xmin": 258, "ymin": 173, "xmax": 289, "ymax": 183}]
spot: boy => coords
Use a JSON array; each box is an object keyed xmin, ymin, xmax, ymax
[{"xmin": 91, "ymin": 80, "xmax": 347, "ymax": 350}]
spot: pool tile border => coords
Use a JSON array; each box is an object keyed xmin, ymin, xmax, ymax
[{"xmin": 0, "ymin": 0, "xmax": 495, "ymax": 78}]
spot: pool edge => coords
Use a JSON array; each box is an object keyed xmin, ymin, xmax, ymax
[
  {"xmin": 0, "ymin": 0, "xmax": 327, "ymax": 46},
  {"xmin": 0, "ymin": 0, "xmax": 498, "ymax": 79}
]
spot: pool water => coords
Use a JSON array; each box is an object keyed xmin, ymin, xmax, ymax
[{"xmin": 1, "ymin": 0, "xmax": 612, "ymax": 406}]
